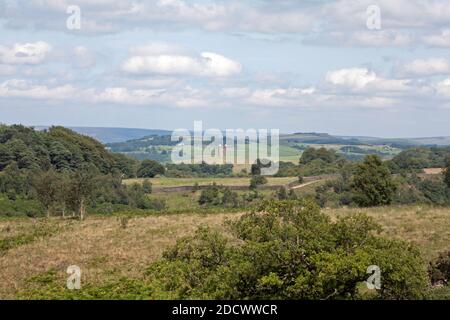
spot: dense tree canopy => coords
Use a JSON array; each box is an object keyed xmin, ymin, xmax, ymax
[
  {"xmin": 352, "ymin": 155, "xmax": 397, "ymax": 207},
  {"xmin": 137, "ymin": 159, "xmax": 165, "ymax": 178},
  {"xmin": 0, "ymin": 125, "xmax": 136, "ymax": 177},
  {"xmin": 0, "ymin": 125, "xmax": 164, "ymax": 217},
  {"xmin": 300, "ymin": 147, "xmax": 340, "ymax": 165},
  {"xmin": 389, "ymin": 147, "xmax": 450, "ymax": 172}
]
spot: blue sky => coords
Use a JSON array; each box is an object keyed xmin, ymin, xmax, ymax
[{"xmin": 1, "ymin": 0, "xmax": 450, "ymax": 137}]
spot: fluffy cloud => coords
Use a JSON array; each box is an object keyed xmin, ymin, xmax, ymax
[
  {"xmin": 122, "ymin": 46, "xmax": 242, "ymax": 77},
  {"xmin": 326, "ymin": 68, "xmax": 410, "ymax": 92},
  {"xmin": 326, "ymin": 68, "xmax": 377, "ymax": 89},
  {"xmin": 0, "ymin": 42, "xmax": 51, "ymax": 65}
]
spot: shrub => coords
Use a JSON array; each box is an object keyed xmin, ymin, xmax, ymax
[
  {"xmin": 429, "ymin": 251, "xmax": 450, "ymax": 286},
  {"xmin": 352, "ymin": 155, "xmax": 397, "ymax": 207},
  {"xmin": 276, "ymin": 187, "xmax": 288, "ymax": 200},
  {"xmin": 137, "ymin": 160, "xmax": 165, "ymax": 178},
  {"xmin": 249, "ymin": 175, "xmax": 267, "ymax": 189},
  {"xmin": 198, "ymin": 184, "xmax": 220, "ymax": 206},
  {"xmin": 198, "ymin": 184, "xmax": 239, "ymax": 208},
  {"xmin": 142, "ymin": 179, "xmax": 152, "ymax": 194}
]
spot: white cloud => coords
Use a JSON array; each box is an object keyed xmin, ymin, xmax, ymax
[
  {"xmin": 326, "ymin": 68, "xmax": 410, "ymax": 92},
  {"xmin": 93, "ymin": 87, "xmax": 165, "ymax": 105},
  {"xmin": 200, "ymin": 52, "xmax": 242, "ymax": 77},
  {"xmin": 1, "ymin": 0, "xmax": 314, "ymax": 35},
  {"xmin": 397, "ymin": 58, "xmax": 450, "ymax": 76},
  {"xmin": 0, "ymin": 41, "xmax": 51, "ymax": 65},
  {"xmin": 326, "ymin": 68, "xmax": 377, "ymax": 89},
  {"xmin": 0, "ymin": 79, "xmax": 75, "ymax": 99},
  {"xmin": 122, "ymin": 46, "xmax": 242, "ymax": 77}
]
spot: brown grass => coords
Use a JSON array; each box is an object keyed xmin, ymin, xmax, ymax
[
  {"xmin": 325, "ymin": 205, "xmax": 450, "ymax": 261},
  {"xmin": 0, "ymin": 213, "xmax": 239, "ymax": 299}
]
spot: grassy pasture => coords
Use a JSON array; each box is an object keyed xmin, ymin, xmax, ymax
[
  {"xmin": 124, "ymin": 176, "xmax": 298, "ymax": 188},
  {"xmin": 0, "ymin": 205, "xmax": 448, "ymax": 299}
]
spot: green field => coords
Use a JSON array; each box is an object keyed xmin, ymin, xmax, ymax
[{"xmin": 124, "ymin": 176, "xmax": 298, "ymax": 188}]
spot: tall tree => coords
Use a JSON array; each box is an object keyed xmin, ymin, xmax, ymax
[
  {"xmin": 352, "ymin": 155, "xmax": 397, "ymax": 207},
  {"xmin": 66, "ymin": 166, "xmax": 98, "ymax": 220},
  {"xmin": 32, "ymin": 169, "xmax": 61, "ymax": 218}
]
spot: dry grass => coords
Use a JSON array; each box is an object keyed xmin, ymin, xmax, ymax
[
  {"xmin": 0, "ymin": 204, "xmax": 448, "ymax": 299},
  {"xmin": 423, "ymin": 168, "xmax": 444, "ymax": 175},
  {"xmin": 0, "ymin": 212, "xmax": 239, "ymax": 299},
  {"xmin": 325, "ymin": 205, "xmax": 450, "ymax": 261}
]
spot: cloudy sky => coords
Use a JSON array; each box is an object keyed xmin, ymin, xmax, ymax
[{"xmin": 1, "ymin": 0, "xmax": 450, "ymax": 137}]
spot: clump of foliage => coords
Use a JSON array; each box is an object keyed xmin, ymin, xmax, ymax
[
  {"xmin": 392, "ymin": 173, "xmax": 450, "ymax": 205},
  {"xmin": 276, "ymin": 187, "xmax": 297, "ymax": 200},
  {"xmin": 388, "ymin": 147, "xmax": 450, "ymax": 173},
  {"xmin": 198, "ymin": 184, "xmax": 239, "ymax": 208},
  {"xmin": 166, "ymin": 162, "xmax": 233, "ymax": 178},
  {"xmin": 429, "ymin": 251, "xmax": 450, "ymax": 287},
  {"xmin": 249, "ymin": 175, "xmax": 268, "ymax": 189},
  {"xmin": 18, "ymin": 270, "xmax": 154, "ymax": 300},
  {"xmin": 146, "ymin": 200, "xmax": 428, "ymax": 299},
  {"xmin": 444, "ymin": 156, "xmax": 450, "ymax": 188},
  {"xmin": 137, "ymin": 159, "xmax": 165, "ymax": 178},
  {"xmin": 314, "ymin": 163, "xmax": 356, "ymax": 207},
  {"xmin": 351, "ymin": 155, "xmax": 397, "ymax": 207},
  {"xmin": 276, "ymin": 148, "xmax": 348, "ymax": 177},
  {"xmin": 300, "ymin": 147, "xmax": 340, "ymax": 164},
  {"xmin": 0, "ymin": 125, "xmax": 138, "ymax": 176}
]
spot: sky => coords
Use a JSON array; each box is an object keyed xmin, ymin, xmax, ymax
[{"xmin": 0, "ymin": 0, "xmax": 450, "ymax": 138}]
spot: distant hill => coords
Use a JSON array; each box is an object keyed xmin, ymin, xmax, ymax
[
  {"xmin": 280, "ymin": 132, "xmax": 450, "ymax": 147},
  {"xmin": 35, "ymin": 126, "xmax": 171, "ymax": 143},
  {"xmin": 337, "ymin": 135, "xmax": 450, "ymax": 147}
]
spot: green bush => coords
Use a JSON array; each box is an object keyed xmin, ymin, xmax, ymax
[
  {"xmin": 249, "ymin": 175, "xmax": 267, "ymax": 189},
  {"xmin": 198, "ymin": 184, "xmax": 239, "ymax": 208},
  {"xmin": 146, "ymin": 200, "xmax": 428, "ymax": 299},
  {"xmin": 352, "ymin": 155, "xmax": 397, "ymax": 207},
  {"xmin": 137, "ymin": 160, "xmax": 165, "ymax": 178}
]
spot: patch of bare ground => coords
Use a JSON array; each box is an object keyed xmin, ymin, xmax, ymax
[{"xmin": 423, "ymin": 168, "xmax": 444, "ymax": 175}]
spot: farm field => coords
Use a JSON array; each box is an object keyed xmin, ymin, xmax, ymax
[
  {"xmin": 0, "ymin": 205, "xmax": 448, "ymax": 299},
  {"xmin": 123, "ymin": 176, "xmax": 298, "ymax": 188}
]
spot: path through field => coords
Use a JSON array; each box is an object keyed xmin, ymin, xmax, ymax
[{"xmin": 289, "ymin": 179, "xmax": 324, "ymax": 190}]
